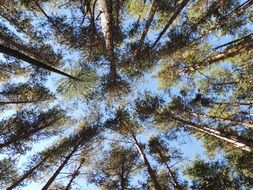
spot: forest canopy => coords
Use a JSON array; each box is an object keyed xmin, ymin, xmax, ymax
[{"xmin": 0, "ymin": 0, "xmax": 253, "ymax": 189}]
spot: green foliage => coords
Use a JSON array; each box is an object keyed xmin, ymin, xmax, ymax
[
  {"xmin": 0, "ymin": 0, "xmax": 253, "ymax": 189},
  {"xmin": 0, "ymin": 158, "xmax": 18, "ymax": 188},
  {"xmin": 184, "ymin": 158, "xmax": 241, "ymax": 190}
]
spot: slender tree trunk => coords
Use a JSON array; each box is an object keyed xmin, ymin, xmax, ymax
[
  {"xmin": 156, "ymin": 150, "xmax": 182, "ymax": 190},
  {"xmin": 225, "ymin": 0, "xmax": 253, "ymax": 20},
  {"xmin": 0, "ymin": 99, "xmax": 47, "ymax": 105},
  {"xmin": 212, "ymin": 100, "xmax": 253, "ymax": 106},
  {"xmin": 41, "ymin": 142, "xmax": 82, "ymax": 190},
  {"xmin": 0, "ymin": 44, "xmax": 80, "ymax": 81},
  {"xmin": 0, "ymin": 32, "xmax": 55, "ymax": 65},
  {"xmin": 192, "ymin": 0, "xmax": 253, "ymax": 46},
  {"xmin": 98, "ymin": 0, "xmax": 117, "ymax": 82},
  {"xmin": 214, "ymin": 33, "xmax": 253, "ymax": 49},
  {"xmin": 120, "ymin": 163, "xmax": 126, "ymax": 190},
  {"xmin": 151, "ymin": 0, "xmax": 189, "ymax": 48},
  {"xmin": 132, "ymin": 136, "xmax": 162, "ymax": 190},
  {"xmin": 64, "ymin": 163, "xmax": 82, "ymax": 190},
  {"xmin": 33, "ymin": 1, "xmax": 69, "ymax": 41},
  {"xmin": 7, "ymin": 156, "xmax": 48, "ymax": 190},
  {"xmin": 167, "ymin": 0, "xmax": 253, "ymax": 53},
  {"xmin": 170, "ymin": 115, "xmax": 253, "ymax": 152},
  {"xmin": 184, "ymin": 38, "xmax": 253, "ymax": 73},
  {"xmin": 189, "ymin": 111, "xmax": 253, "ymax": 129},
  {"xmin": 138, "ymin": 0, "xmax": 159, "ymax": 49}
]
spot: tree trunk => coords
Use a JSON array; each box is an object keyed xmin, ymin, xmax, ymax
[
  {"xmin": 185, "ymin": 38, "xmax": 253, "ymax": 73},
  {"xmin": 139, "ymin": 0, "xmax": 159, "ymax": 49},
  {"xmin": 33, "ymin": 1, "xmax": 70, "ymax": 41},
  {"xmin": 0, "ymin": 99, "xmax": 47, "ymax": 105},
  {"xmin": 167, "ymin": 0, "xmax": 253, "ymax": 54},
  {"xmin": 192, "ymin": 0, "xmax": 253, "ymax": 46},
  {"xmin": 152, "ymin": 0, "xmax": 189, "ymax": 48},
  {"xmin": 64, "ymin": 163, "xmax": 82, "ymax": 190},
  {"xmin": 189, "ymin": 111, "xmax": 253, "ymax": 129},
  {"xmin": 156, "ymin": 150, "xmax": 182, "ymax": 190},
  {"xmin": 7, "ymin": 156, "xmax": 48, "ymax": 190},
  {"xmin": 214, "ymin": 33, "xmax": 253, "ymax": 49},
  {"xmin": 41, "ymin": 142, "xmax": 82, "ymax": 190},
  {"xmin": 132, "ymin": 136, "xmax": 162, "ymax": 190},
  {"xmin": 120, "ymin": 163, "xmax": 126, "ymax": 190},
  {"xmin": 212, "ymin": 100, "xmax": 253, "ymax": 106},
  {"xmin": 0, "ymin": 44, "xmax": 80, "ymax": 81},
  {"xmin": 170, "ymin": 115, "xmax": 253, "ymax": 152},
  {"xmin": 98, "ymin": 0, "xmax": 117, "ymax": 82}
]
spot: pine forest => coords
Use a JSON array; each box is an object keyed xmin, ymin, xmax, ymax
[{"xmin": 0, "ymin": 0, "xmax": 253, "ymax": 189}]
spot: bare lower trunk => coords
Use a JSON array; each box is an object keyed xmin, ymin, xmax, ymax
[
  {"xmin": 189, "ymin": 111, "xmax": 253, "ymax": 129},
  {"xmin": 98, "ymin": 0, "xmax": 117, "ymax": 82},
  {"xmin": 157, "ymin": 151, "xmax": 182, "ymax": 190},
  {"xmin": 139, "ymin": 0, "xmax": 159, "ymax": 49},
  {"xmin": 0, "ymin": 44, "xmax": 80, "ymax": 81},
  {"xmin": 64, "ymin": 163, "xmax": 82, "ymax": 190},
  {"xmin": 7, "ymin": 156, "xmax": 48, "ymax": 190},
  {"xmin": 132, "ymin": 136, "xmax": 162, "ymax": 190},
  {"xmin": 41, "ymin": 142, "xmax": 82, "ymax": 190},
  {"xmin": 152, "ymin": 0, "xmax": 189, "ymax": 48},
  {"xmin": 184, "ymin": 39, "xmax": 253, "ymax": 73},
  {"xmin": 171, "ymin": 115, "xmax": 253, "ymax": 152}
]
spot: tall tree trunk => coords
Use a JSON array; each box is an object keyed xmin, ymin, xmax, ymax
[
  {"xmin": 0, "ymin": 32, "xmax": 54, "ymax": 65},
  {"xmin": 64, "ymin": 163, "xmax": 82, "ymax": 190},
  {"xmin": 212, "ymin": 100, "xmax": 253, "ymax": 106},
  {"xmin": 41, "ymin": 141, "xmax": 82, "ymax": 190},
  {"xmin": 138, "ymin": 0, "xmax": 159, "ymax": 49},
  {"xmin": 167, "ymin": 0, "xmax": 253, "ymax": 54},
  {"xmin": 189, "ymin": 111, "xmax": 253, "ymax": 129},
  {"xmin": 7, "ymin": 156, "xmax": 48, "ymax": 190},
  {"xmin": 98, "ymin": 0, "xmax": 117, "ymax": 82},
  {"xmin": 191, "ymin": 0, "xmax": 253, "ymax": 46},
  {"xmin": 33, "ymin": 1, "xmax": 69, "ymax": 41},
  {"xmin": 170, "ymin": 115, "xmax": 253, "ymax": 152},
  {"xmin": 120, "ymin": 163, "xmax": 126, "ymax": 190},
  {"xmin": 214, "ymin": 33, "xmax": 253, "ymax": 49},
  {"xmin": 156, "ymin": 150, "xmax": 182, "ymax": 190},
  {"xmin": 151, "ymin": 0, "xmax": 189, "ymax": 48},
  {"xmin": 0, "ymin": 44, "xmax": 80, "ymax": 81},
  {"xmin": 132, "ymin": 135, "xmax": 162, "ymax": 190},
  {"xmin": 0, "ymin": 99, "xmax": 48, "ymax": 105},
  {"xmin": 184, "ymin": 38, "xmax": 253, "ymax": 73}
]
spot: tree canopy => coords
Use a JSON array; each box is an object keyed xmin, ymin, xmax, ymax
[{"xmin": 0, "ymin": 0, "xmax": 253, "ymax": 189}]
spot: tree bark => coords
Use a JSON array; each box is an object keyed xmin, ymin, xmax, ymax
[
  {"xmin": 151, "ymin": 0, "xmax": 189, "ymax": 48},
  {"xmin": 33, "ymin": 1, "xmax": 69, "ymax": 41},
  {"xmin": 0, "ymin": 99, "xmax": 47, "ymax": 105},
  {"xmin": 98, "ymin": 0, "xmax": 117, "ymax": 82},
  {"xmin": 0, "ymin": 32, "xmax": 53, "ymax": 65},
  {"xmin": 0, "ymin": 44, "xmax": 80, "ymax": 81},
  {"xmin": 192, "ymin": 0, "xmax": 253, "ymax": 46},
  {"xmin": 184, "ymin": 38, "xmax": 253, "ymax": 73},
  {"xmin": 41, "ymin": 141, "xmax": 82, "ymax": 190},
  {"xmin": 7, "ymin": 156, "xmax": 48, "ymax": 190},
  {"xmin": 132, "ymin": 135, "xmax": 162, "ymax": 190},
  {"xmin": 120, "ymin": 163, "xmax": 126, "ymax": 190},
  {"xmin": 156, "ymin": 150, "xmax": 182, "ymax": 190},
  {"xmin": 139, "ymin": 0, "xmax": 159, "ymax": 49},
  {"xmin": 64, "ymin": 163, "xmax": 82, "ymax": 190},
  {"xmin": 189, "ymin": 111, "xmax": 253, "ymax": 129},
  {"xmin": 170, "ymin": 115, "xmax": 253, "ymax": 152}
]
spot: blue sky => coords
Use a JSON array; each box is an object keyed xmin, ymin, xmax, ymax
[{"xmin": 1, "ymin": 0, "xmax": 253, "ymax": 189}]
